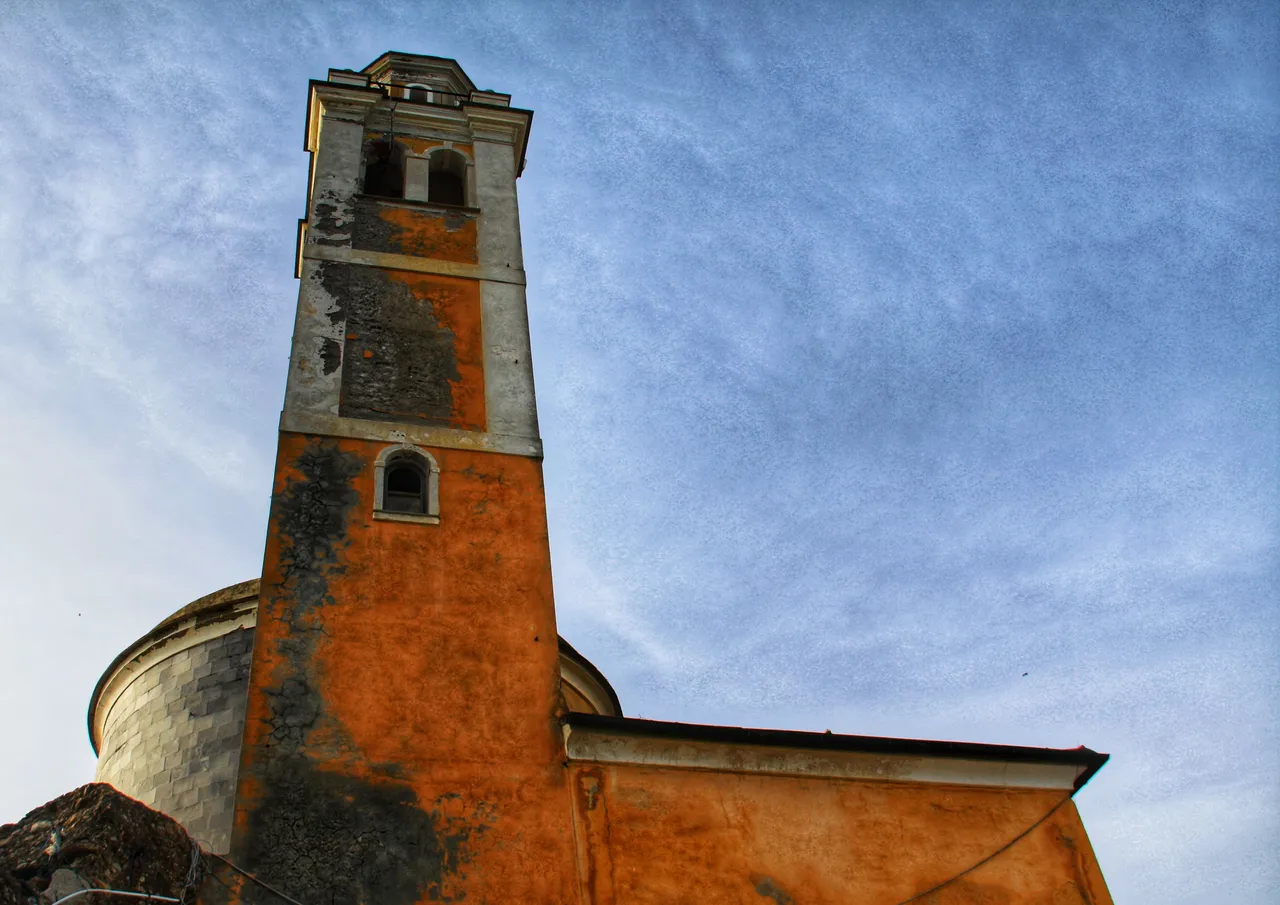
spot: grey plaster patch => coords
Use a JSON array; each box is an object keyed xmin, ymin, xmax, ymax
[
  {"xmin": 473, "ymin": 136, "xmax": 523, "ymax": 270},
  {"xmin": 331, "ymin": 264, "xmax": 462, "ymax": 426},
  {"xmin": 94, "ymin": 628, "xmax": 255, "ymax": 854},
  {"xmin": 283, "ymin": 260, "xmax": 348, "ymax": 417}
]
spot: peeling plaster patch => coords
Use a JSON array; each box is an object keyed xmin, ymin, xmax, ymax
[
  {"xmin": 332, "ymin": 265, "xmax": 463, "ymax": 426},
  {"xmin": 285, "ymin": 262, "xmax": 347, "ymax": 416},
  {"xmin": 319, "ymin": 338, "xmax": 341, "ymax": 375},
  {"xmin": 352, "ymin": 196, "xmax": 478, "ymax": 263},
  {"xmin": 310, "ymin": 186, "xmax": 353, "ymax": 248}
]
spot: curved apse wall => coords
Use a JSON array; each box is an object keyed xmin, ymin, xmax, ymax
[{"xmin": 89, "ymin": 579, "xmax": 621, "ymax": 853}]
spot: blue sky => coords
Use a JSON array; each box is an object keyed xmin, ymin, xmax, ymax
[{"xmin": 0, "ymin": 1, "xmax": 1276, "ymax": 902}]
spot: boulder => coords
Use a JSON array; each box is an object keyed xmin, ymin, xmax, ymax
[{"xmin": 0, "ymin": 784, "xmax": 197, "ymax": 905}]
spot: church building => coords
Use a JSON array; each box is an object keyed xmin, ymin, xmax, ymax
[{"xmin": 87, "ymin": 52, "xmax": 1113, "ymax": 904}]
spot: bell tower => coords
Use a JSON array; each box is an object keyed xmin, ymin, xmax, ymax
[{"xmin": 208, "ymin": 54, "xmax": 579, "ymax": 904}]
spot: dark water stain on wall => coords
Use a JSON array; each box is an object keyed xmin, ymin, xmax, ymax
[
  {"xmin": 239, "ymin": 758, "xmax": 492, "ymax": 904},
  {"xmin": 751, "ymin": 875, "xmax": 794, "ymax": 905},
  {"xmin": 228, "ymin": 441, "xmax": 490, "ymax": 904}
]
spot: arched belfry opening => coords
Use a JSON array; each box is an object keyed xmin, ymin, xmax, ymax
[
  {"xmin": 363, "ymin": 139, "xmax": 406, "ymax": 198},
  {"xmin": 428, "ymin": 148, "xmax": 468, "ymax": 206}
]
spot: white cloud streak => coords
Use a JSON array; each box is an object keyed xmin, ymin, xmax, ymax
[{"xmin": 0, "ymin": 3, "xmax": 1274, "ymax": 903}]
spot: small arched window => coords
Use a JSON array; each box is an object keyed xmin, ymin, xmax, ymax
[
  {"xmin": 428, "ymin": 149, "xmax": 468, "ymax": 206},
  {"xmin": 363, "ymin": 139, "xmax": 406, "ymax": 199},
  {"xmin": 373, "ymin": 445, "xmax": 440, "ymax": 524},
  {"xmin": 385, "ymin": 461, "xmax": 425, "ymax": 513},
  {"xmin": 405, "ymin": 83, "xmax": 430, "ymax": 103}
]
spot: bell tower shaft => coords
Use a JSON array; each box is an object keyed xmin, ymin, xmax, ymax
[
  {"xmin": 205, "ymin": 54, "xmax": 579, "ymax": 905},
  {"xmin": 284, "ymin": 56, "xmax": 539, "ymax": 448}
]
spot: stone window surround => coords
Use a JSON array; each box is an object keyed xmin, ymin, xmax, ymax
[{"xmin": 373, "ymin": 442, "xmax": 440, "ymax": 524}]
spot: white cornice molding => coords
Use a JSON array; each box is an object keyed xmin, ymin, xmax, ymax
[
  {"xmin": 563, "ymin": 724, "xmax": 1088, "ymax": 791},
  {"xmin": 302, "ymin": 243, "xmax": 527, "ymax": 286},
  {"xmin": 559, "ymin": 657, "xmax": 620, "ymax": 718},
  {"xmin": 307, "ymin": 84, "xmax": 382, "ymax": 151},
  {"xmin": 362, "ymin": 53, "xmax": 477, "ymax": 94},
  {"xmin": 366, "ymin": 105, "xmax": 474, "ymax": 145},
  {"xmin": 465, "ymin": 107, "xmax": 530, "ymax": 148},
  {"xmin": 280, "ymin": 410, "xmax": 542, "ymax": 458},
  {"xmin": 90, "ymin": 600, "xmax": 258, "ymax": 753}
]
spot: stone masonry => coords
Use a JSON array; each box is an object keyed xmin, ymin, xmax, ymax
[{"xmin": 94, "ymin": 626, "xmax": 252, "ymax": 853}]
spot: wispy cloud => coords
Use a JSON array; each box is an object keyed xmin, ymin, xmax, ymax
[{"xmin": 0, "ymin": 2, "xmax": 1275, "ymax": 903}]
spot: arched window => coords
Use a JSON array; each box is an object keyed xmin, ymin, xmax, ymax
[
  {"xmin": 373, "ymin": 444, "xmax": 440, "ymax": 524},
  {"xmin": 363, "ymin": 139, "xmax": 406, "ymax": 199},
  {"xmin": 405, "ymin": 83, "xmax": 431, "ymax": 103},
  {"xmin": 428, "ymin": 149, "xmax": 468, "ymax": 206},
  {"xmin": 384, "ymin": 461, "xmax": 425, "ymax": 513}
]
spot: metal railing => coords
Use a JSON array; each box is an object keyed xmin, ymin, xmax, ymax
[{"xmin": 368, "ymin": 79, "xmax": 468, "ymax": 108}]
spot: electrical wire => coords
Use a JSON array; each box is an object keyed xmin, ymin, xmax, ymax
[
  {"xmin": 203, "ymin": 851, "xmax": 309, "ymax": 905},
  {"xmin": 178, "ymin": 840, "xmax": 203, "ymax": 905},
  {"xmin": 47, "ymin": 890, "xmax": 178, "ymax": 904},
  {"xmin": 46, "ymin": 837, "xmax": 203, "ymax": 905},
  {"xmin": 886, "ymin": 794, "xmax": 1072, "ymax": 905}
]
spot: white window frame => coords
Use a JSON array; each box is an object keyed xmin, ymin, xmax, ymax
[
  {"xmin": 373, "ymin": 443, "xmax": 440, "ymax": 524},
  {"xmin": 404, "ymin": 83, "xmax": 432, "ymax": 103}
]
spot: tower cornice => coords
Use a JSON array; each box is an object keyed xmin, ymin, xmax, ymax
[
  {"xmin": 304, "ymin": 81, "xmax": 383, "ymax": 152},
  {"xmin": 465, "ymin": 105, "xmax": 534, "ymax": 174}
]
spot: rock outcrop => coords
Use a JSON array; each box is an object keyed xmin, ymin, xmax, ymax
[{"xmin": 0, "ymin": 784, "xmax": 197, "ymax": 905}]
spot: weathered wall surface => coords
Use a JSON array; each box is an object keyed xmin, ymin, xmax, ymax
[
  {"xmin": 568, "ymin": 764, "xmax": 1112, "ymax": 905},
  {"xmin": 351, "ymin": 194, "xmax": 478, "ymax": 261},
  {"xmin": 213, "ymin": 434, "xmax": 579, "ymax": 904},
  {"xmin": 94, "ymin": 627, "xmax": 252, "ymax": 853},
  {"xmin": 89, "ymin": 585, "xmax": 616, "ymax": 862},
  {"xmin": 335, "ymin": 265, "xmax": 486, "ymax": 429}
]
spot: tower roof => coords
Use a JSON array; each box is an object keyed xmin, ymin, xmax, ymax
[{"xmin": 361, "ymin": 51, "xmax": 479, "ymax": 97}]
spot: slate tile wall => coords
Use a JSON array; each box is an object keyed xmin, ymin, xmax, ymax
[{"xmin": 94, "ymin": 626, "xmax": 255, "ymax": 854}]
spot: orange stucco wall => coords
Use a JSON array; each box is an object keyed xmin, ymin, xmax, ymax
[
  {"xmin": 212, "ymin": 434, "xmax": 580, "ymax": 904},
  {"xmin": 568, "ymin": 763, "xmax": 1111, "ymax": 904},
  {"xmin": 208, "ymin": 428, "xmax": 1114, "ymax": 904}
]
